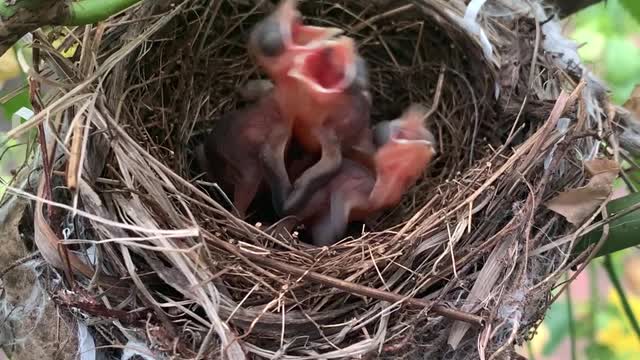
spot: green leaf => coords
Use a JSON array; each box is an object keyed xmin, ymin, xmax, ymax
[
  {"xmin": 605, "ymin": 36, "xmax": 640, "ymax": 86},
  {"xmin": 585, "ymin": 343, "xmax": 616, "ymax": 360},
  {"xmin": 613, "ymin": 81, "xmax": 640, "ymax": 105},
  {"xmin": 573, "ymin": 28, "xmax": 606, "ymax": 63},
  {"xmin": 620, "ymin": 0, "xmax": 640, "ymax": 25},
  {"xmin": 603, "ymin": 255, "xmax": 640, "ymax": 341},
  {"xmin": 543, "ymin": 301, "xmax": 572, "ymax": 356},
  {"xmin": 574, "ymin": 192, "xmax": 640, "ymax": 258},
  {"xmin": 1, "ymin": 87, "xmax": 30, "ymax": 123}
]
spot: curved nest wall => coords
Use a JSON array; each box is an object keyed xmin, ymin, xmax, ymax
[{"xmin": 14, "ymin": 0, "xmax": 612, "ymax": 359}]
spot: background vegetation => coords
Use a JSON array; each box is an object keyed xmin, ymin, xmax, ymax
[{"xmin": 526, "ymin": 1, "xmax": 640, "ymax": 358}]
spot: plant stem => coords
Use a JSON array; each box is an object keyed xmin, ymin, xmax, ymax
[
  {"xmin": 0, "ymin": 0, "xmax": 143, "ymax": 55},
  {"xmin": 68, "ymin": 0, "xmax": 143, "ymax": 26},
  {"xmin": 603, "ymin": 255, "xmax": 640, "ymax": 341}
]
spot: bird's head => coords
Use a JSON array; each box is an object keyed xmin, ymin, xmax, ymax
[
  {"xmin": 368, "ymin": 104, "xmax": 437, "ymax": 209},
  {"xmin": 287, "ymin": 35, "xmax": 368, "ymax": 106},
  {"xmin": 248, "ymin": 0, "xmax": 343, "ymax": 83}
]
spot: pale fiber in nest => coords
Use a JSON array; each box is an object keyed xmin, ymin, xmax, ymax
[{"xmin": 6, "ymin": 0, "xmax": 615, "ymax": 358}]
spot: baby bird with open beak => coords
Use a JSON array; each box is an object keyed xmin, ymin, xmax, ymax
[
  {"xmin": 278, "ymin": 35, "xmax": 375, "ymax": 215},
  {"xmin": 248, "ymin": 0, "xmax": 343, "ymax": 84},
  {"xmin": 243, "ymin": 0, "xmax": 355, "ymax": 215},
  {"xmin": 291, "ymin": 104, "xmax": 437, "ymax": 247},
  {"xmin": 197, "ymin": 0, "xmax": 342, "ymax": 217},
  {"xmin": 368, "ymin": 104, "xmax": 437, "ymax": 210},
  {"xmin": 197, "ymin": 0, "xmax": 373, "ymax": 219}
]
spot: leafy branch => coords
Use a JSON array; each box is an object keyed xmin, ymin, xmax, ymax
[{"xmin": 0, "ymin": 0, "xmax": 142, "ymax": 55}]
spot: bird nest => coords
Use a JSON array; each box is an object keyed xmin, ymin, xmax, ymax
[{"xmin": 8, "ymin": 0, "xmax": 614, "ymax": 359}]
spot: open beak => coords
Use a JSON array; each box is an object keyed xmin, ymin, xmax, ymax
[
  {"xmin": 367, "ymin": 104, "xmax": 437, "ymax": 210},
  {"xmin": 287, "ymin": 36, "xmax": 358, "ymax": 102},
  {"xmin": 288, "ymin": 25, "xmax": 344, "ymax": 50},
  {"xmin": 374, "ymin": 105, "xmax": 436, "ymax": 149},
  {"xmin": 276, "ymin": 0, "xmax": 343, "ymax": 50},
  {"xmin": 249, "ymin": 0, "xmax": 343, "ymax": 78}
]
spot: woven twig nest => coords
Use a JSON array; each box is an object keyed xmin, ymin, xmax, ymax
[{"xmin": 9, "ymin": 0, "xmax": 615, "ymax": 359}]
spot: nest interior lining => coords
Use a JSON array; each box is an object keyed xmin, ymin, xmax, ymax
[{"xmin": 16, "ymin": 0, "xmax": 606, "ymax": 359}]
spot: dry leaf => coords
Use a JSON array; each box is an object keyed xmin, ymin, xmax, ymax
[
  {"xmin": 545, "ymin": 159, "xmax": 619, "ymax": 226},
  {"xmin": 623, "ymin": 84, "xmax": 640, "ymax": 118}
]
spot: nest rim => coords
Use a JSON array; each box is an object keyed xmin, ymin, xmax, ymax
[{"xmin": 12, "ymin": 0, "xmax": 609, "ymax": 359}]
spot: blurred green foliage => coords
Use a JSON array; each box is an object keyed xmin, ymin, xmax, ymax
[
  {"xmin": 620, "ymin": 0, "xmax": 640, "ymax": 25},
  {"xmin": 571, "ymin": 0, "xmax": 640, "ymax": 104},
  {"xmin": 536, "ymin": 253, "xmax": 639, "ymax": 360},
  {"xmin": 0, "ymin": 42, "xmax": 32, "ymax": 199}
]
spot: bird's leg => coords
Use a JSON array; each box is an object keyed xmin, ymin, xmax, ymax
[
  {"xmin": 259, "ymin": 126, "xmax": 293, "ymax": 216},
  {"xmin": 311, "ymin": 192, "xmax": 349, "ymax": 247},
  {"xmin": 311, "ymin": 190, "xmax": 368, "ymax": 247},
  {"xmin": 283, "ymin": 128, "xmax": 341, "ymax": 214},
  {"xmin": 233, "ymin": 168, "xmax": 262, "ymax": 219}
]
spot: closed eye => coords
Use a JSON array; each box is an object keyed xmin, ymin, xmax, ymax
[{"xmin": 389, "ymin": 125, "xmax": 434, "ymax": 146}]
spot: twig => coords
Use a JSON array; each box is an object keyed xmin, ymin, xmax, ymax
[
  {"xmin": 351, "ymin": 4, "xmax": 414, "ymax": 32},
  {"xmin": 31, "ymin": 44, "xmax": 77, "ymax": 287},
  {"xmin": 422, "ymin": 64, "xmax": 446, "ymax": 123},
  {"xmin": 35, "ymin": 123, "xmax": 52, "ymax": 213},
  {"xmin": 53, "ymin": 170, "xmax": 120, "ymax": 185},
  {"xmin": 28, "ymin": 47, "xmax": 53, "ymax": 216},
  {"xmin": 66, "ymin": 113, "xmax": 85, "ymax": 192},
  {"xmin": 240, "ymin": 249, "xmax": 485, "ymax": 326},
  {"xmin": 0, "ymin": 252, "xmax": 41, "ymax": 279},
  {"xmin": 54, "ymin": 288, "xmax": 149, "ymax": 325},
  {"xmin": 548, "ymin": 200, "xmax": 612, "ymax": 302}
]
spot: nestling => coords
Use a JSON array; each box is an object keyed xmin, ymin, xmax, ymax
[{"xmin": 291, "ymin": 104, "xmax": 437, "ymax": 246}]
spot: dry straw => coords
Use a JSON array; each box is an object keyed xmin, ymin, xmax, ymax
[{"xmin": 3, "ymin": 0, "xmax": 618, "ymax": 358}]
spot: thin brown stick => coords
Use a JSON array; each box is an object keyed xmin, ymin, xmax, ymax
[
  {"xmin": 0, "ymin": 252, "xmax": 41, "ymax": 279},
  {"xmin": 53, "ymin": 170, "xmax": 121, "ymax": 185},
  {"xmin": 29, "ymin": 58, "xmax": 53, "ymax": 216},
  {"xmin": 66, "ymin": 116, "xmax": 85, "ymax": 191},
  {"xmin": 351, "ymin": 4, "xmax": 414, "ymax": 32},
  {"xmin": 423, "ymin": 64, "xmax": 446, "ymax": 123},
  {"xmin": 240, "ymin": 250, "xmax": 485, "ymax": 326},
  {"xmin": 550, "ymin": 204, "xmax": 611, "ymax": 305}
]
